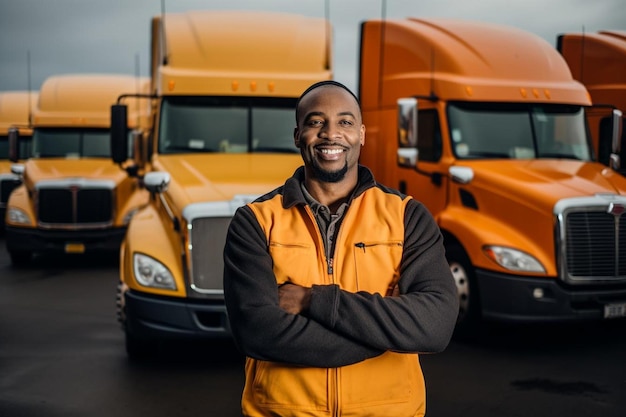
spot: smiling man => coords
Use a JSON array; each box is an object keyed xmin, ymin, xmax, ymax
[{"xmin": 223, "ymin": 80, "xmax": 459, "ymax": 417}]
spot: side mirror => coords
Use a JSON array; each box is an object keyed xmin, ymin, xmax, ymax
[
  {"xmin": 10, "ymin": 163, "xmax": 25, "ymax": 176},
  {"xmin": 397, "ymin": 98, "xmax": 418, "ymax": 168},
  {"xmin": 111, "ymin": 104, "xmax": 129, "ymax": 164},
  {"xmin": 8, "ymin": 127, "xmax": 19, "ymax": 162},
  {"xmin": 143, "ymin": 171, "xmax": 171, "ymax": 194},
  {"xmin": 611, "ymin": 109, "xmax": 623, "ymax": 154},
  {"xmin": 609, "ymin": 109, "xmax": 623, "ymax": 171}
]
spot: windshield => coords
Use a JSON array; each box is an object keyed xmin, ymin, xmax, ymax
[
  {"xmin": 32, "ymin": 128, "xmax": 111, "ymax": 158},
  {"xmin": 0, "ymin": 135, "xmax": 32, "ymax": 160},
  {"xmin": 159, "ymin": 96, "xmax": 298, "ymax": 154},
  {"xmin": 447, "ymin": 103, "xmax": 592, "ymax": 161}
]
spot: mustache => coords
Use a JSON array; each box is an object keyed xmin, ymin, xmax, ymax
[{"xmin": 313, "ymin": 142, "xmax": 348, "ymax": 149}]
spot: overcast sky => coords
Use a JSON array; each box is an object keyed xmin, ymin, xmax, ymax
[{"xmin": 1, "ymin": 0, "xmax": 625, "ymax": 94}]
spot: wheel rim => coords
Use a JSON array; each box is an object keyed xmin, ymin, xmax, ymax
[{"xmin": 449, "ymin": 261, "xmax": 470, "ymax": 322}]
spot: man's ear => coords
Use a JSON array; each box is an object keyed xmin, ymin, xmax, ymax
[{"xmin": 294, "ymin": 127, "xmax": 301, "ymax": 148}]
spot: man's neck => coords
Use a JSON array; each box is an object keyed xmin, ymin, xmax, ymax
[{"xmin": 303, "ymin": 174, "xmax": 357, "ymax": 214}]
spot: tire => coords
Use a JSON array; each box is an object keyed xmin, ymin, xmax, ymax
[
  {"xmin": 445, "ymin": 244, "xmax": 481, "ymax": 338},
  {"xmin": 9, "ymin": 250, "xmax": 32, "ymax": 266},
  {"xmin": 117, "ymin": 283, "xmax": 154, "ymax": 360}
]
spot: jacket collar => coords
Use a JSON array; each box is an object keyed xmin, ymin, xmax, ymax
[{"xmin": 282, "ymin": 165, "xmax": 377, "ymax": 209}]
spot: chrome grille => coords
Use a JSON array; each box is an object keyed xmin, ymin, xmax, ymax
[
  {"xmin": 189, "ymin": 216, "xmax": 232, "ymax": 293},
  {"xmin": 556, "ymin": 195, "xmax": 626, "ymax": 284},
  {"xmin": 35, "ymin": 179, "xmax": 115, "ymax": 227},
  {"xmin": 183, "ymin": 195, "xmax": 259, "ymax": 295}
]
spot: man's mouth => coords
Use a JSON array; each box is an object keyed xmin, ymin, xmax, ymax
[{"xmin": 319, "ymin": 148, "xmax": 344, "ymax": 155}]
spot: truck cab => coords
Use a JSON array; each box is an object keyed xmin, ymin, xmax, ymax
[
  {"xmin": 558, "ymin": 30, "xmax": 626, "ymax": 175},
  {"xmin": 110, "ymin": 11, "xmax": 332, "ymax": 358},
  {"xmin": 5, "ymin": 74, "xmax": 150, "ymax": 265},
  {"xmin": 0, "ymin": 91, "xmax": 37, "ymax": 230},
  {"xmin": 359, "ymin": 18, "xmax": 626, "ymax": 334}
]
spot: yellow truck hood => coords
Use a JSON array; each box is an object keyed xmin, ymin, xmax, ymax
[
  {"xmin": 23, "ymin": 159, "xmax": 129, "ymax": 184},
  {"xmin": 154, "ymin": 153, "xmax": 303, "ymax": 206}
]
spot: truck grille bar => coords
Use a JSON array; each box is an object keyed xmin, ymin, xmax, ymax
[
  {"xmin": 184, "ymin": 195, "xmax": 259, "ymax": 295},
  {"xmin": 35, "ymin": 179, "xmax": 115, "ymax": 228},
  {"xmin": 556, "ymin": 195, "xmax": 626, "ymax": 284}
]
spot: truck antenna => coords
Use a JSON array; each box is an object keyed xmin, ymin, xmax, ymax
[
  {"xmin": 135, "ymin": 53, "xmax": 141, "ymax": 128},
  {"xmin": 27, "ymin": 50, "xmax": 33, "ymax": 127},
  {"xmin": 160, "ymin": 0, "xmax": 168, "ymax": 65},
  {"xmin": 324, "ymin": 0, "xmax": 331, "ymax": 70},
  {"xmin": 377, "ymin": 0, "xmax": 387, "ymax": 108}
]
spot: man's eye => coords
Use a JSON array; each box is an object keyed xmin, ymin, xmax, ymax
[
  {"xmin": 308, "ymin": 120, "xmax": 323, "ymax": 126},
  {"xmin": 340, "ymin": 120, "xmax": 354, "ymax": 126}
]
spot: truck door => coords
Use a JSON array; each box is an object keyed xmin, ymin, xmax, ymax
[{"xmin": 396, "ymin": 101, "xmax": 448, "ymax": 216}]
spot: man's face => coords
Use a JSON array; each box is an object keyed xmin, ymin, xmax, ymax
[{"xmin": 294, "ymin": 86, "xmax": 365, "ymax": 183}]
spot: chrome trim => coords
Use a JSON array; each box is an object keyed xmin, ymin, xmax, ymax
[
  {"xmin": 554, "ymin": 193, "xmax": 626, "ymax": 285},
  {"xmin": 449, "ymin": 166, "xmax": 474, "ymax": 184},
  {"xmin": 183, "ymin": 195, "xmax": 260, "ymax": 295},
  {"xmin": 35, "ymin": 178, "xmax": 117, "ymax": 229},
  {"xmin": 34, "ymin": 178, "xmax": 116, "ymax": 190}
]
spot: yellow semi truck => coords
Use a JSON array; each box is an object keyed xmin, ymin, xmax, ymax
[
  {"xmin": 0, "ymin": 91, "xmax": 37, "ymax": 229},
  {"xmin": 5, "ymin": 74, "xmax": 150, "ymax": 265},
  {"xmin": 110, "ymin": 11, "xmax": 332, "ymax": 357},
  {"xmin": 558, "ymin": 30, "xmax": 626, "ymax": 175},
  {"xmin": 358, "ymin": 18, "xmax": 626, "ymax": 334}
]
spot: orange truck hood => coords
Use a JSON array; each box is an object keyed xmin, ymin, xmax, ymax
[
  {"xmin": 467, "ymin": 159, "xmax": 626, "ymax": 210},
  {"xmin": 153, "ymin": 153, "xmax": 303, "ymax": 207}
]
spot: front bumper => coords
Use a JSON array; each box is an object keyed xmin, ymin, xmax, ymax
[
  {"xmin": 4, "ymin": 225, "xmax": 127, "ymax": 254},
  {"xmin": 477, "ymin": 269, "xmax": 626, "ymax": 322},
  {"xmin": 123, "ymin": 289, "xmax": 231, "ymax": 340}
]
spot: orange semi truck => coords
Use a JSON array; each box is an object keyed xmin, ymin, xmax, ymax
[
  {"xmin": 0, "ymin": 91, "xmax": 37, "ymax": 229},
  {"xmin": 5, "ymin": 74, "xmax": 150, "ymax": 265},
  {"xmin": 358, "ymin": 18, "xmax": 626, "ymax": 333},
  {"xmin": 110, "ymin": 11, "xmax": 332, "ymax": 357},
  {"xmin": 558, "ymin": 30, "xmax": 626, "ymax": 175}
]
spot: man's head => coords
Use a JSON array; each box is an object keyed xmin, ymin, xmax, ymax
[{"xmin": 294, "ymin": 81, "xmax": 365, "ymax": 184}]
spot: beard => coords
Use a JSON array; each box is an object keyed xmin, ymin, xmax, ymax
[{"xmin": 310, "ymin": 158, "xmax": 348, "ymax": 183}]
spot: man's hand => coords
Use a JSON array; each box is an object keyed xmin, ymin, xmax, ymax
[{"xmin": 278, "ymin": 283, "xmax": 312, "ymax": 315}]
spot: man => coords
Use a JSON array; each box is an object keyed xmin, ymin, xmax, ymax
[{"xmin": 223, "ymin": 80, "xmax": 459, "ymax": 417}]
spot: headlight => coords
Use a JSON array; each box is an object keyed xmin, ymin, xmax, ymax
[
  {"xmin": 483, "ymin": 246, "xmax": 545, "ymax": 272},
  {"xmin": 133, "ymin": 253, "xmax": 177, "ymax": 290},
  {"xmin": 7, "ymin": 208, "xmax": 31, "ymax": 225}
]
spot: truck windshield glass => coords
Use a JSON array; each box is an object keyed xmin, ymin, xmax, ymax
[
  {"xmin": 1, "ymin": 135, "xmax": 32, "ymax": 159},
  {"xmin": 159, "ymin": 96, "xmax": 298, "ymax": 154},
  {"xmin": 32, "ymin": 128, "xmax": 111, "ymax": 158},
  {"xmin": 447, "ymin": 103, "xmax": 592, "ymax": 161}
]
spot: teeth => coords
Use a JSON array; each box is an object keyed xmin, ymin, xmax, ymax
[{"xmin": 320, "ymin": 148, "xmax": 343, "ymax": 155}]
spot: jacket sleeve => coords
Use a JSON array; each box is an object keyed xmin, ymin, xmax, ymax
[
  {"xmin": 223, "ymin": 205, "xmax": 384, "ymax": 367},
  {"xmin": 307, "ymin": 199, "xmax": 459, "ymax": 353}
]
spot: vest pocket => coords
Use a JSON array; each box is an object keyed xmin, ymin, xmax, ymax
[
  {"xmin": 340, "ymin": 352, "xmax": 424, "ymax": 413},
  {"xmin": 252, "ymin": 360, "xmax": 330, "ymax": 412},
  {"xmin": 353, "ymin": 241, "xmax": 403, "ymax": 294},
  {"xmin": 269, "ymin": 242, "xmax": 322, "ymax": 287}
]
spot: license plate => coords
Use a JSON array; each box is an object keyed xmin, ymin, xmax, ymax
[
  {"xmin": 603, "ymin": 303, "xmax": 626, "ymax": 319},
  {"xmin": 64, "ymin": 243, "xmax": 85, "ymax": 254}
]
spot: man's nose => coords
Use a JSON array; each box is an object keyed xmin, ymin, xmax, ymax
[{"xmin": 319, "ymin": 123, "xmax": 340, "ymax": 139}]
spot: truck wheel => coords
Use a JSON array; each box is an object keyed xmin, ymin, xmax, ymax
[
  {"xmin": 9, "ymin": 250, "xmax": 32, "ymax": 266},
  {"xmin": 445, "ymin": 244, "xmax": 481, "ymax": 338}
]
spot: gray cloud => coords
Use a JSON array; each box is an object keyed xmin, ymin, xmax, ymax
[{"xmin": 0, "ymin": 0, "xmax": 624, "ymax": 93}]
